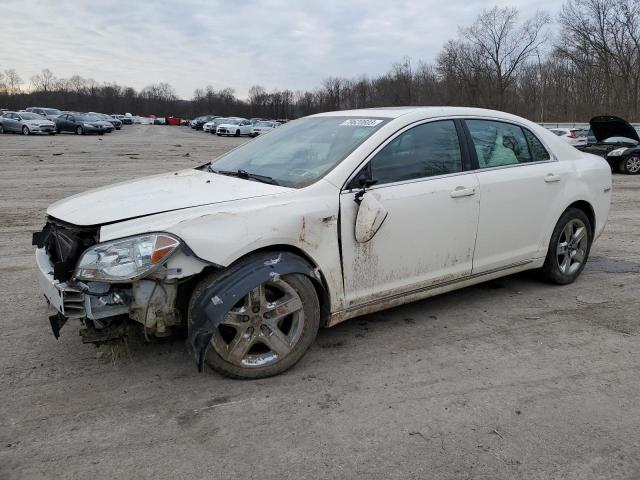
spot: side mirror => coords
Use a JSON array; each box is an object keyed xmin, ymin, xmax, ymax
[{"xmin": 354, "ymin": 190, "xmax": 388, "ymax": 243}]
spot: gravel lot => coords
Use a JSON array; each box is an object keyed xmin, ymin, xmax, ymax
[{"xmin": 1, "ymin": 125, "xmax": 639, "ymax": 480}]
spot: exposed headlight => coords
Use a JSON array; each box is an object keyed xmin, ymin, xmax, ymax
[
  {"xmin": 608, "ymin": 147, "xmax": 628, "ymax": 157},
  {"xmin": 75, "ymin": 233, "xmax": 181, "ymax": 282}
]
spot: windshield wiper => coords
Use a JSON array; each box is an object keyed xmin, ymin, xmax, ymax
[{"xmin": 208, "ymin": 167, "xmax": 280, "ymax": 186}]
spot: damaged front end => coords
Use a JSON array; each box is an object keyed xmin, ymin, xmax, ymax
[{"xmin": 33, "ymin": 218, "xmax": 197, "ymax": 345}]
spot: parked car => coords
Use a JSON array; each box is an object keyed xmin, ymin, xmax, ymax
[
  {"xmin": 112, "ymin": 114, "xmax": 132, "ymax": 125},
  {"xmin": 0, "ymin": 111, "xmax": 56, "ymax": 135},
  {"xmin": 25, "ymin": 107, "xmax": 63, "ymax": 121},
  {"xmin": 55, "ymin": 113, "xmax": 113, "ymax": 135},
  {"xmin": 549, "ymin": 128, "xmax": 588, "ymax": 147},
  {"xmin": 203, "ymin": 117, "xmax": 225, "ymax": 133},
  {"xmin": 32, "ymin": 107, "xmax": 611, "ymax": 379},
  {"xmin": 250, "ymin": 120, "xmax": 279, "ymax": 137},
  {"xmin": 89, "ymin": 112, "xmax": 122, "ymax": 130},
  {"xmin": 216, "ymin": 118, "xmax": 253, "ymax": 136},
  {"xmin": 580, "ymin": 115, "xmax": 640, "ymax": 174},
  {"xmin": 192, "ymin": 115, "xmax": 217, "ymax": 130}
]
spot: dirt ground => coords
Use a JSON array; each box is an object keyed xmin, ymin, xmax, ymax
[{"xmin": 1, "ymin": 125, "xmax": 639, "ymax": 480}]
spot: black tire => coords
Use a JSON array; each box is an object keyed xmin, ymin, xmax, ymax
[
  {"xmin": 48, "ymin": 132, "xmax": 56, "ymax": 136},
  {"xmin": 620, "ymin": 155, "xmax": 640, "ymax": 175},
  {"xmin": 216, "ymin": 133, "xmax": 221, "ymax": 136},
  {"xmin": 56, "ymin": 127, "xmax": 61, "ymax": 134},
  {"xmin": 188, "ymin": 260, "xmax": 320, "ymax": 379},
  {"xmin": 22, "ymin": 126, "xmax": 30, "ymax": 135},
  {"xmin": 76, "ymin": 126, "xmax": 84, "ymax": 135},
  {"xmin": 235, "ymin": 129, "xmax": 240, "ymax": 137},
  {"xmin": 0, "ymin": 125, "xmax": 4, "ymax": 134},
  {"xmin": 540, "ymin": 207, "xmax": 592, "ymax": 285}
]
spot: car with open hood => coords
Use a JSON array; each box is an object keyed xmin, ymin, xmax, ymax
[
  {"xmin": 33, "ymin": 107, "xmax": 611, "ymax": 379},
  {"xmin": 0, "ymin": 111, "xmax": 56, "ymax": 135},
  {"xmin": 580, "ymin": 115, "xmax": 640, "ymax": 174}
]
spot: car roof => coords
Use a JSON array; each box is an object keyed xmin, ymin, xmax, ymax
[{"xmin": 311, "ymin": 106, "xmax": 533, "ymax": 121}]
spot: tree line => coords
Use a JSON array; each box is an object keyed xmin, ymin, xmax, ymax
[{"xmin": 1, "ymin": 0, "xmax": 639, "ymax": 122}]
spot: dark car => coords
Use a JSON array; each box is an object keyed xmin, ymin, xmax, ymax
[
  {"xmin": 580, "ymin": 115, "xmax": 640, "ymax": 174},
  {"xmin": 192, "ymin": 115, "xmax": 216, "ymax": 130},
  {"xmin": 55, "ymin": 113, "xmax": 113, "ymax": 135},
  {"xmin": 89, "ymin": 112, "xmax": 122, "ymax": 130}
]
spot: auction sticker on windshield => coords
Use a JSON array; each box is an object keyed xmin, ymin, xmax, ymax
[{"xmin": 339, "ymin": 119, "xmax": 384, "ymax": 127}]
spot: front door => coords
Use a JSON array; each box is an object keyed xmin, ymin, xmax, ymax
[{"xmin": 340, "ymin": 119, "xmax": 480, "ymax": 307}]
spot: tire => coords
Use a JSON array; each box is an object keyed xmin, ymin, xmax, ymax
[
  {"xmin": 76, "ymin": 126, "xmax": 84, "ymax": 135},
  {"xmin": 56, "ymin": 127, "xmax": 61, "ymax": 134},
  {"xmin": 216, "ymin": 133, "xmax": 221, "ymax": 136},
  {"xmin": 0, "ymin": 125, "xmax": 4, "ymax": 134},
  {"xmin": 620, "ymin": 155, "xmax": 640, "ymax": 175},
  {"xmin": 540, "ymin": 207, "xmax": 592, "ymax": 285},
  {"xmin": 188, "ymin": 261, "xmax": 320, "ymax": 379},
  {"xmin": 22, "ymin": 126, "xmax": 30, "ymax": 135},
  {"xmin": 48, "ymin": 132, "xmax": 55, "ymax": 136},
  {"xmin": 235, "ymin": 129, "xmax": 240, "ymax": 137}
]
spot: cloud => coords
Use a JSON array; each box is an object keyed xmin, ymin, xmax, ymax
[{"xmin": 0, "ymin": 0, "xmax": 562, "ymax": 99}]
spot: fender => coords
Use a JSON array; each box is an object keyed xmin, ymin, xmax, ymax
[{"xmin": 187, "ymin": 251, "xmax": 321, "ymax": 371}]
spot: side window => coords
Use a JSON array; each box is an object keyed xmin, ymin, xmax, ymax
[
  {"xmin": 369, "ymin": 120, "xmax": 463, "ymax": 185},
  {"xmin": 523, "ymin": 128, "xmax": 551, "ymax": 162},
  {"xmin": 466, "ymin": 120, "xmax": 532, "ymax": 168}
]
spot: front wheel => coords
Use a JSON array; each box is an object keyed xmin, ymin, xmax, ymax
[
  {"xmin": 540, "ymin": 208, "xmax": 592, "ymax": 285},
  {"xmin": 620, "ymin": 155, "xmax": 640, "ymax": 175},
  {"xmin": 76, "ymin": 126, "xmax": 84, "ymax": 135},
  {"xmin": 188, "ymin": 269, "xmax": 320, "ymax": 379},
  {"xmin": 22, "ymin": 126, "xmax": 30, "ymax": 135},
  {"xmin": 0, "ymin": 125, "xmax": 4, "ymax": 134}
]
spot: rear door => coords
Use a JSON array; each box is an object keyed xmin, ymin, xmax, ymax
[
  {"xmin": 463, "ymin": 119, "xmax": 567, "ymax": 273},
  {"xmin": 339, "ymin": 119, "xmax": 480, "ymax": 307}
]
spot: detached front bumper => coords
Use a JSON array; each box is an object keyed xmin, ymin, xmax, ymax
[{"xmin": 35, "ymin": 247, "xmax": 85, "ymax": 337}]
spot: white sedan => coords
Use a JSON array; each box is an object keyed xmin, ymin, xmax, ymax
[
  {"xmin": 250, "ymin": 120, "xmax": 279, "ymax": 137},
  {"xmin": 33, "ymin": 107, "xmax": 611, "ymax": 378},
  {"xmin": 216, "ymin": 118, "xmax": 253, "ymax": 136},
  {"xmin": 549, "ymin": 128, "xmax": 588, "ymax": 147}
]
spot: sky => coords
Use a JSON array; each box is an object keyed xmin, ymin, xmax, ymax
[{"xmin": 1, "ymin": 0, "xmax": 561, "ymax": 99}]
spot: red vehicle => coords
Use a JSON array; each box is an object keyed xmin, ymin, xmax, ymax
[{"xmin": 166, "ymin": 116, "xmax": 181, "ymax": 126}]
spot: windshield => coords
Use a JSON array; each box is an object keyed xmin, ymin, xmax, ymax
[
  {"xmin": 224, "ymin": 119, "xmax": 242, "ymax": 125},
  {"xmin": 256, "ymin": 121, "xmax": 275, "ymax": 127},
  {"xmin": 43, "ymin": 108, "xmax": 61, "ymax": 115},
  {"xmin": 604, "ymin": 136, "xmax": 639, "ymax": 145},
  {"xmin": 20, "ymin": 112, "xmax": 42, "ymax": 120},
  {"xmin": 75, "ymin": 114, "xmax": 96, "ymax": 122},
  {"xmin": 210, "ymin": 116, "xmax": 388, "ymax": 188}
]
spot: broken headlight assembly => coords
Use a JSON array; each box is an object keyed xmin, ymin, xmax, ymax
[{"xmin": 75, "ymin": 233, "xmax": 181, "ymax": 282}]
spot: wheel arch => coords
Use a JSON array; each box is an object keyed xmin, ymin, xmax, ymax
[
  {"xmin": 566, "ymin": 200, "xmax": 596, "ymax": 236},
  {"xmin": 186, "ymin": 243, "xmax": 332, "ymax": 327}
]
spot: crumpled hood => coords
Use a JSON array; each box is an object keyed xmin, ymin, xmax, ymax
[
  {"xmin": 47, "ymin": 168, "xmax": 290, "ymax": 226},
  {"xmin": 589, "ymin": 115, "xmax": 640, "ymax": 142}
]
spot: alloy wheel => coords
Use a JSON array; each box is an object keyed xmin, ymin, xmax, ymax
[
  {"xmin": 210, "ymin": 279, "xmax": 305, "ymax": 368},
  {"xmin": 556, "ymin": 218, "xmax": 588, "ymax": 275},
  {"xmin": 626, "ymin": 156, "xmax": 640, "ymax": 174}
]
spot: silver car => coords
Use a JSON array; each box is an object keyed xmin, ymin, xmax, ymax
[
  {"xmin": 25, "ymin": 107, "xmax": 63, "ymax": 121},
  {"xmin": 0, "ymin": 111, "xmax": 56, "ymax": 135}
]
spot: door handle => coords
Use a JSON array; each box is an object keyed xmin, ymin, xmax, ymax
[
  {"xmin": 450, "ymin": 186, "xmax": 476, "ymax": 198},
  {"xmin": 544, "ymin": 173, "xmax": 561, "ymax": 183}
]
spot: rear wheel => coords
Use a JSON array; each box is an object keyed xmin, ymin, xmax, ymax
[
  {"xmin": 540, "ymin": 208, "xmax": 592, "ymax": 284},
  {"xmin": 620, "ymin": 155, "xmax": 640, "ymax": 175},
  {"xmin": 22, "ymin": 126, "xmax": 30, "ymax": 135},
  {"xmin": 188, "ymin": 267, "xmax": 320, "ymax": 379},
  {"xmin": 0, "ymin": 125, "xmax": 4, "ymax": 134}
]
